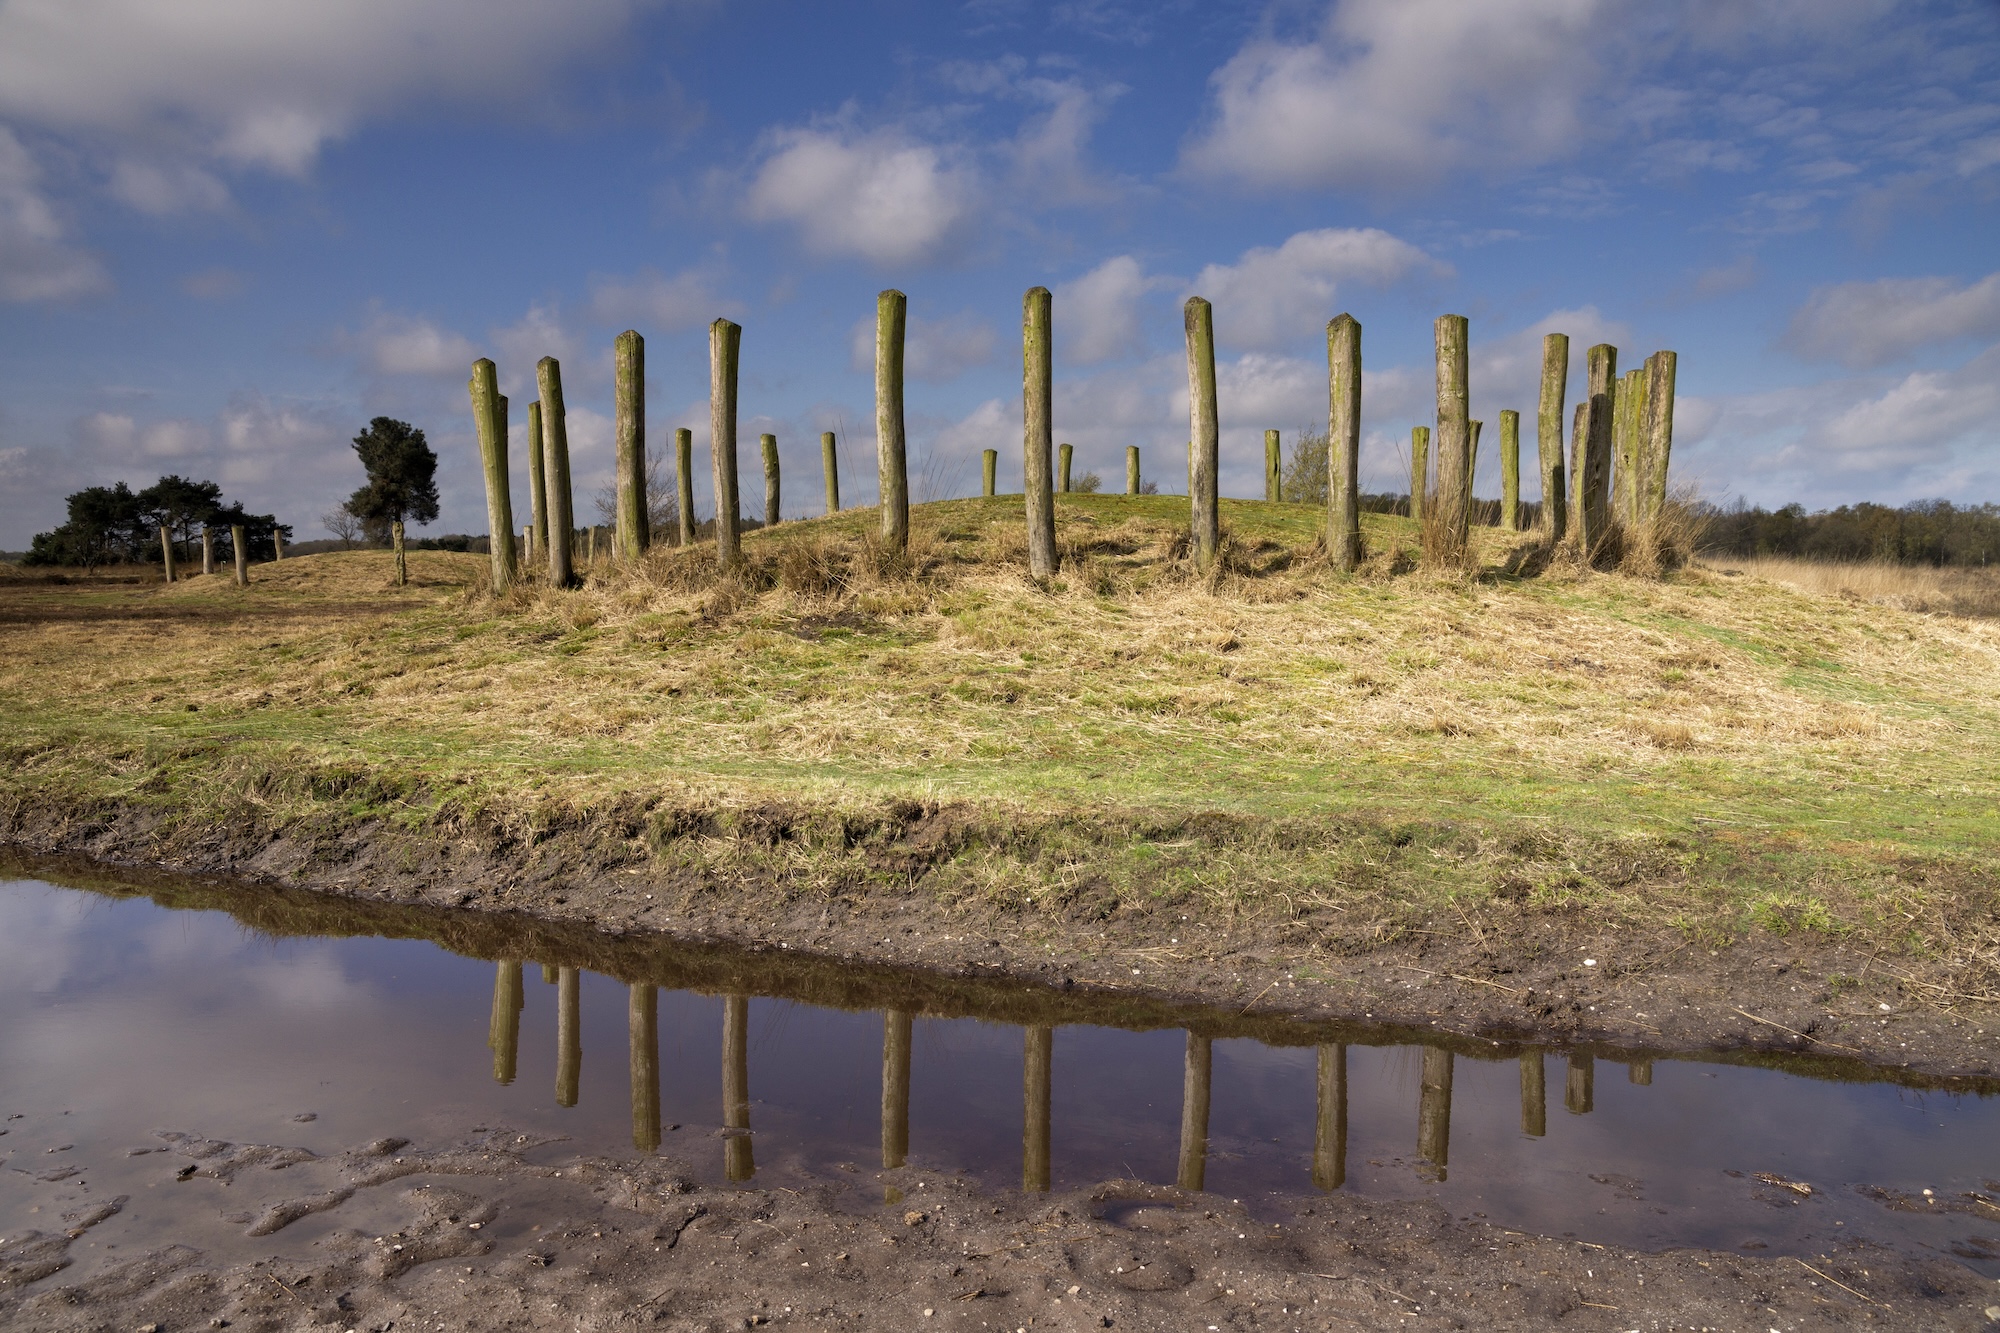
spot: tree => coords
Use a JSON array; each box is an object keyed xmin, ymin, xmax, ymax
[
  {"xmin": 322, "ymin": 509, "xmax": 363, "ymax": 550},
  {"xmin": 26, "ymin": 476, "xmax": 287, "ymax": 569},
  {"xmin": 344, "ymin": 417, "xmax": 439, "ymax": 585}
]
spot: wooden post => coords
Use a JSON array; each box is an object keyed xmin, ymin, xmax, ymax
[
  {"xmin": 201, "ymin": 525, "xmax": 216, "ymax": 576},
  {"xmin": 1469, "ymin": 420, "xmax": 1483, "ymax": 515},
  {"xmin": 273, "ymin": 527, "xmax": 285, "ymax": 561},
  {"xmin": 1565, "ymin": 1052, "xmax": 1594, "ymax": 1114},
  {"xmin": 982, "ymin": 448, "xmax": 998, "ymax": 498},
  {"xmin": 676, "ymin": 428, "xmax": 696, "ymax": 546},
  {"xmin": 1639, "ymin": 351, "xmax": 1677, "ymax": 527},
  {"xmin": 392, "ymin": 519, "xmax": 407, "ymax": 586},
  {"xmin": 1264, "ymin": 430, "xmax": 1281, "ymax": 503},
  {"xmin": 1024, "ymin": 1025, "xmax": 1052, "ymax": 1192},
  {"xmin": 1520, "ymin": 1051, "xmax": 1545, "ymax": 1137},
  {"xmin": 1409, "ymin": 427, "xmax": 1429, "ymax": 522},
  {"xmin": 1571, "ymin": 344, "xmax": 1617, "ymax": 549},
  {"xmin": 159, "ymin": 525, "xmax": 175, "ymax": 581},
  {"xmin": 882, "ymin": 1009, "xmax": 911, "ymax": 1169},
  {"xmin": 615, "ymin": 329, "xmax": 648, "ymax": 559},
  {"xmin": 488, "ymin": 960, "xmax": 522, "ymax": 1086},
  {"xmin": 1433, "ymin": 315, "xmax": 1472, "ymax": 559},
  {"xmin": 522, "ymin": 525, "xmax": 533, "ymax": 566},
  {"xmin": 231, "ymin": 525, "xmax": 248, "ymax": 587},
  {"xmin": 1313, "ymin": 1044, "xmax": 1347, "ymax": 1191},
  {"xmin": 528, "ymin": 401, "xmax": 548, "ymax": 569},
  {"xmin": 1328, "ymin": 313, "xmax": 1362, "ymax": 571},
  {"xmin": 1058, "ymin": 443, "xmax": 1073, "ymax": 494},
  {"xmin": 1125, "ymin": 445, "xmax": 1140, "ymax": 496},
  {"xmin": 1614, "ymin": 367, "xmax": 1645, "ymax": 528},
  {"xmin": 822, "ymin": 432, "xmax": 840, "ymax": 514},
  {"xmin": 710, "ymin": 320, "xmax": 742, "ymax": 567},
  {"xmin": 1416, "ymin": 1046, "xmax": 1453, "ymax": 1182},
  {"xmin": 1176, "ymin": 1032, "xmax": 1211, "ymax": 1191},
  {"xmin": 1023, "ymin": 287, "xmax": 1057, "ymax": 577},
  {"xmin": 876, "ymin": 289, "xmax": 909, "ymax": 554},
  {"xmin": 586, "ymin": 525, "xmax": 597, "ymax": 566},
  {"xmin": 630, "ymin": 984, "xmax": 660, "ymax": 1152},
  {"xmin": 723, "ymin": 994, "xmax": 754, "ymax": 1182},
  {"xmin": 537, "ymin": 356, "xmax": 577, "ymax": 588},
  {"xmin": 556, "ymin": 966, "xmax": 580, "ymax": 1109},
  {"xmin": 1186, "ymin": 298, "xmax": 1220, "ymax": 573},
  {"xmin": 470, "ymin": 359, "xmax": 515, "ymax": 590},
  {"xmin": 1538, "ymin": 334, "xmax": 1569, "ymax": 541},
  {"xmin": 761, "ymin": 433, "xmax": 781, "ymax": 527},
  {"xmin": 1500, "ymin": 410, "xmax": 1521, "ymax": 532}
]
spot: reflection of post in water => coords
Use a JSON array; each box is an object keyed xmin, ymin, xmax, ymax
[
  {"xmin": 630, "ymin": 984, "xmax": 660, "ymax": 1152},
  {"xmin": 1628, "ymin": 1058, "xmax": 1653, "ymax": 1086},
  {"xmin": 1024, "ymin": 1025, "xmax": 1053, "ymax": 1193},
  {"xmin": 556, "ymin": 967, "xmax": 581, "ymax": 1108},
  {"xmin": 1520, "ymin": 1051, "xmax": 1546, "ymax": 1137},
  {"xmin": 881, "ymin": 1009, "xmax": 911, "ymax": 1170},
  {"xmin": 542, "ymin": 964, "xmax": 557, "ymax": 985},
  {"xmin": 1312, "ymin": 1044, "xmax": 1347, "ymax": 1191},
  {"xmin": 1416, "ymin": 1046, "xmax": 1453, "ymax": 1182},
  {"xmin": 723, "ymin": 994, "xmax": 754, "ymax": 1182},
  {"xmin": 487, "ymin": 960, "xmax": 523, "ymax": 1085},
  {"xmin": 1177, "ymin": 1033, "xmax": 1212, "ymax": 1192},
  {"xmin": 1566, "ymin": 1052, "xmax": 1595, "ymax": 1114}
]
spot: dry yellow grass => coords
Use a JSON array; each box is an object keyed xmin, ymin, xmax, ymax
[{"xmin": 1699, "ymin": 554, "xmax": 2000, "ymax": 618}]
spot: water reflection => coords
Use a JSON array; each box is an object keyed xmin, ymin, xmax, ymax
[
  {"xmin": 1520, "ymin": 1051, "xmax": 1546, "ymax": 1137},
  {"xmin": 630, "ymin": 984, "xmax": 659, "ymax": 1152},
  {"xmin": 1567, "ymin": 1052, "xmax": 1595, "ymax": 1115},
  {"xmin": 722, "ymin": 993, "xmax": 754, "ymax": 1182},
  {"xmin": 1416, "ymin": 1046, "xmax": 1453, "ymax": 1182},
  {"xmin": 882, "ymin": 1009, "xmax": 911, "ymax": 1169},
  {"xmin": 1312, "ymin": 1044, "xmax": 1346, "ymax": 1190},
  {"xmin": 488, "ymin": 960, "xmax": 522, "ymax": 1085},
  {"xmin": 556, "ymin": 966, "xmax": 581, "ymax": 1108},
  {"xmin": 1023, "ymin": 1025, "xmax": 1052, "ymax": 1192},
  {"xmin": 1177, "ymin": 1032, "xmax": 1212, "ymax": 1191}
]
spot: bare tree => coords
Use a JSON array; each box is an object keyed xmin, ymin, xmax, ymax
[{"xmin": 322, "ymin": 508, "xmax": 363, "ymax": 550}]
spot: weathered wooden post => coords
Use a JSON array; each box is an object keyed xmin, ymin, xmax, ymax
[
  {"xmin": 1639, "ymin": 351, "xmax": 1677, "ymax": 528},
  {"xmin": 710, "ymin": 320, "xmax": 743, "ymax": 567},
  {"xmin": 1328, "ymin": 313, "xmax": 1362, "ymax": 571},
  {"xmin": 676, "ymin": 428, "xmax": 696, "ymax": 546},
  {"xmin": 201, "ymin": 526, "xmax": 216, "ymax": 576},
  {"xmin": 1313, "ymin": 1044, "xmax": 1347, "ymax": 1191},
  {"xmin": 470, "ymin": 359, "xmax": 515, "ymax": 590},
  {"xmin": 273, "ymin": 527, "xmax": 285, "ymax": 561},
  {"xmin": 630, "ymin": 984, "xmax": 660, "ymax": 1152},
  {"xmin": 391, "ymin": 518, "xmax": 407, "ymax": 586},
  {"xmin": 982, "ymin": 448, "xmax": 998, "ymax": 498},
  {"xmin": 537, "ymin": 356, "xmax": 577, "ymax": 588},
  {"xmin": 159, "ymin": 525, "xmax": 175, "ymax": 581},
  {"xmin": 556, "ymin": 965, "xmax": 580, "ymax": 1108},
  {"xmin": 231, "ymin": 525, "xmax": 248, "ymax": 586},
  {"xmin": 761, "ymin": 433, "xmax": 781, "ymax": 527},
  {"xmin": 1570, "ymin": 345, "xmax": 1617, "ymax": 549},
  {"xmin": 1433, "ymin": 315, "xmax": 1472, "ymax": 559},
  {"xmin": 1058, "ymin": 442, "xmax": 1073, "ymax": 494},
  {"xmin": 1469, "ymin": 420, "xmax": 1484, "ymax": 519},
  {"xmin": 1520, "ymin": 1051, "xmax": 1546, "ymax": 1136},
  {"xmin": 1024, "ymin": 1025, "xmax": 1052, "ymax": 1192},
  {"xmin": 1125, "ymin": 445, "xmax": 1140, "ymax": 496},
  {"xmin": 615, "ymin": 329, "xmax": 648, "ymax": 560},
  {"xmin": 528, "ymin": 401, "xmax": 548, "ymax": 569},
  {"xmin": 1416, "ymin": 1046, "xmax": 1453, "ymax": 1181},
  {"xmin": 1264, "ymin": 430, "xmax": 1281, "ymax": 503},
  {"xmin": 521, "ymin": 525, "xmax": 534, "ymax": 565},
  {"xmin": 1176, "ymin": 1032, "xmax": 1212, "ymax": 1191},
  {"xmin": 876, "ymin": 290, "xmax": 909, "ymax": 555},
  {"xmin": 1565, "ymin": 1052, "xmax": 1594, "ymax": 1114},
  {"xmin": 1022, "ymin": 287, "xmax": 1057, "ymax": 577},
  {"xmin": 1186, "ymin": 297, "xmax": 1220, "ymax": 573},
  {"xmin": 882, "ymin": 1009, "xmax": 911, "ymax": 1169},
  {"xmin": 1538, "ymin": 334, "xmax": 1569, "ymax": 541},
  {"xmin": 488, "ymin": 960, "xmax": 523, "ymax": 1085},
  {"xmin": 822, "ymin": 432, "xmax": 840, "ymax": 514},
  {"xmin": 1500, "ymin": 410, "xmax": 1521, "ymax": 532},
  {"xmin": 586, "ymin": 525, "xmax": 597, "ymax": 566},
  {"xmin": 1614, "ymin": 367, "xmax": 1646, "ymax": 528},
  {"xmin": 1409, "ymin": 427, "xmax": 1429, "ymax": 522},
  {"xmin": 723, "ymin": 994, "xmax": 754, "ymax": 1181}
]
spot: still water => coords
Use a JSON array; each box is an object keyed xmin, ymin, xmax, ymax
[{"xmin": 1, "ymin": 867, "xmax": 1995, "ymax": 1278}]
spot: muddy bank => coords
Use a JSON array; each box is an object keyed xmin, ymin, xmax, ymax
[{"xmin": 5, "ymin": 1121, "xmax": 1995, "ymax": 1333}]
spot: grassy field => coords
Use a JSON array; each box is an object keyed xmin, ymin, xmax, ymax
[{"xmin": 3, "ymin": 494, "xmax": 1997, "ymax": 977}]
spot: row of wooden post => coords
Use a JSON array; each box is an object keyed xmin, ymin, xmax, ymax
[
  {"xmin": 158, "ymin": 523, "xmax": 284, "ymax": 586},
  {"xmin": 486, "ymin": 962, "xmax": 1652, "ymax": 1189}
]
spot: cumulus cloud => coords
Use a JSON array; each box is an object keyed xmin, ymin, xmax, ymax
[
  {"xmin": 107, "ymin": 159, "xmax": 230, "ymax": 215},
  {"xmin": 587, "ymin": 263, "xmax": 731, "ymax": 331},
  {"xmin": 0, "ymin": 127, "xmax": 108, "ymax": 302},
  {"xmin": 745, "ymin": 122, "xmax": 978, "ymax": 266},
  {"xmin": 1054, "ymin": 256, "xmax": 1170, "ymax": 365},
  {"xmin": 351, "ymin": 310, "xmax": 481, "ymax": 378},
  {"xmin": 848, "ymin": 309, "xmax": 996, "ymax": 383},
  {"xmin": 1786, "ymin": 271, "xmax": 2000, "ymax": 367},
  {"xmin": 1190, "ymin": 228, "xmax": 1446, "ymax": 349}
]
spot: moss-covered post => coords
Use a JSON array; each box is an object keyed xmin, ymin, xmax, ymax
[
  {"xmin": 1500, "ymin": 410, "xmax": 1522, "ymax": 531},
  {"xmin": 761, "ymin": 433, "xmax": 781, "ymax": 527},
  {"xmin": 1614, "ymin": 366, "xmax": 1645, "ymax": 528},
  {"xmin": 630, "ymin": 984, "xmax": 660, "ymax": 1153},
  {"xmin": 470, "ymin": 359, "xmax": 515, "ymax": 590},
  {"xmin": 231, "ymin": 524, "xmax": 249, "ymax": 586},
  {"xmin": 1328, "ymin": 313, "xmax": 1362, "ymax": 571},
  {"xmin": 615, "ymin": 330, "xmax": 648, "ymax": 559},
  {"xmin": 392, "ymin": 519, "xmax": 407, "ymax": 586},
  {"xmin": 675, "ymin": 428, "xmax": 696, "ymax": 546},
  {"xmin": 555, "ymin": 965, "xmax": 580, "ymax": 1109},
  {"xmin": 1409, "ymin": 427, "xmax": 1429, "ymax": 521},
  {"xmin": 159, "ymin": 525, "xmax": 175, "ymax": 581},
  {"xmin": 1313, "ymin": 1044, "xmax": 1347, "ymax": 1191},
  {"xmin": 1125, "ymin": 445, "xmax": 1140, "ymax": 496},
  {"xmin": 982, "ymin": 448, "xmax": 998, "ymax": 497},
  {"xmin": 1264, "ymin": 429, "xmax": 1281, "ymax": 503},
  {"xmin": 522, "ymin": 525, "xmax": 533, "ymax": 565},
  {"xmin": 1565, "ymin": 1052, "xmax": 1594, "ymax": 1115},
  {"xmin": 882, "ymin": 1009, "xmax": 911, "ymax": 1169},
  {"xmin": 1058, "ymin": 442, "xmax": 1073, "ymax": 494},
  {"xmin": 723, "ymin": 994, "xmax": 754, "ymax": 1181},
  {"xmin": 710, "ymin": 320, "xmax": 742, "ymax": 567},
  {"xmin": 1640, "ymin": 351, "xmax": 1677, "ymax": 527},
  {"xmin": 1570, "ymin": 344, "xmax": 1617, "ymax": 549},
  {"xmin": 527, "ymin": 401, "xmax": 548, "ymax": 569},
  {"xmin": 1538, "ymin": 334, "xmax": 1569, "ymax": 541},
  {"xmin": 876, "ymin": 289, "xmax": 909, "ymax": 554},
  {"xmin": 1022, "ymin": 287, "xmax": 1057, "ymax": 577},
  {"xmin": 1023, "ymin": 1025, "xmax": 1052, "ymax": 1193},
  {"xmin": 537, "ymin": 357, "xmax": 576, "ymax": 588},
  {"xmin": 1185, "ymin": 297, "xmax": 1220, "ymax": 573},
  {"xmin": 1177, "ymin": 1032, "xmax": 1212, "ymax": 1191},
  {"xmin": 1416, "ymin": 1046, "xmax": 1453, "ymax": 1182},
  {"xmin": 1520, "ymin": 1051, "xmax": 1546, "ymax": 1137},
  {"xmin": 821, "ymin": 431, "xmax": 840, "ymax": 514},
  {"xmin": 201, "ymin": 525, "xmax": 216, "ymax": 576},
  {"xmin": 1433, "ymin": 315, "xmax": 1471, "ymax": 558},
  {"xmin": 273, "ymin": 527, "xmax": 284, "ymax": 561},
  {"xmin": 488, "ymin": 960, "xmax": 522, "ymax": 1085}
]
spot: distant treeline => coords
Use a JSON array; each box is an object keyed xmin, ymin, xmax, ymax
[
  {"xmin": 1696, "ymin": 499, "xmax": 2000, "ymax": 567},
  {"xmin": 25, "ymin": 476, "xmax": 289, "ymax": 568}
]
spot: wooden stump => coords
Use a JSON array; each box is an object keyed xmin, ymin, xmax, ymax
[
  {"xmin": 982, "ymin": 448, "xmax": 998, "ymax": 497},
  {"xmin": 1409, "ymin": 427, "xmax": 1429, "ymax": 522},
  {"xmin": 1264, "ymin": 429, "xmax": 1281, "ymax": 503},
  {"xmin": 723, "ymin": 995, "xmax": 754, "ymax": 1181},
  {"xmin": 556, "ymin": 966, "xmax": 580, "ymax": 1108},
  {"xmin": 1538, "ymin": 334, "xmax": 1569, "ymax": 541},
  {"xmin": 822, "ymin": 431, "xmax": 840, "ymax": 514},
  {"xmin": 676, "ymin": 428, "xmax": 696, "ymax": 546},
  {"xmin": 1125, "ymin": 445, "xmax": 1140, "ymax": 496},
  {"xmin": 536, "ymin": 357, "xmax": 577, "ymax": 588},
  {"xmin": 1500, "ymin": 410, "xmax": 1521, "ymax": 532},
  {"xmin": 1417, "ymin": 1046, "xmax": 1453, "ymax": 1181},
  {"xmin": 761, "ymin": 433, "xmax": 781, "ymax": 527},
  {"xmin": 1058, "ymin": 442, "xmax": 1073, "ymax": 494},
  {"xmin": 1520, "ymin": 1051, "xmax": 1546, "ymax": 1137},
  {"xmin": 232, "ymin": 524, "xmax": 249, "ymax": 587}
]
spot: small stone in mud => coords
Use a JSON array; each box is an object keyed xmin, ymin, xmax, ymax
[
  {"xmin": 291, "ymin": 1112, "xmax": 317, "ymax": 1123},
  {"xmin": 904, "ymin": 1210, "xmax": 926, "ymax": 1226}
]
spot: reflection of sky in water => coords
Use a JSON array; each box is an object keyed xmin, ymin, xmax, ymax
[{"xmin": 1, "ymin": 878, "xmax": 1995, "ymax": 1278}]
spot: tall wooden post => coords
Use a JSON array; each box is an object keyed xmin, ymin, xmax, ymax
[
  {"xmin": 1433, "ymin": 315, "xmax": 1471, "ymax": 558},
  {"xmin": 1264, "ymin": 430, "xmax": 1281, "ymax": 503},
  {"xmin": 1500, "ymin": 410, "xmax": 1521, "ymax": 532},
  {"xmin": 710, "ymin": 320, "xmax": 743, "ymax": 567},
  {"xmin": 614, "ymin": 329, "xmax": 648, "ymax": 559},
  {"xmin": 1639, "ymin": 351, "xmax": 1677, "ymax": 527},
  {"xmin": 470, "ymin": 359, "xmax": 515, "ymax": 590},
  {"xmin": 1176, "ymin": 1032, "xmax": 1212, "ymax": 1191},
  {"xmin": 1416, "ymin": 1046, "xmax": 1453, "ymax": 1182},
  {"xmin": 876, "ymin": 290, "xmax": 909, "ymax": 554},
  {"xmin": 1538, "ymin": 334, "xmax": 1569, "ymax": 541},
  {"xmin": 1024, "ymin": 1025, "xmax": 1052, "ymax": 1192},
  {"xmin": 630, "ymin": 984, "xmax": 660, "ymax": 1152},
  {"xmin": 1520, "ymin": 1051, "xmax": 1546, "ymax": 1137},
  {"xmin": 822, "ymin": 432, "xmax": 840, "ymax": 514},
  {"xmin": 1125, "ymin": 445, "xmax": 1140, "ymax": 496},
  {"xmin": 1571, "ymin": 344, "xmax": 1617, "ymax": 550},
  {"xmin": 528, "ymin": 401, "xmax": 548, "ymax": 572},
  {"xmin": 761, "ymin": 433, "xmax": 781, "ymax": 527},
  {"xmin": 1186, "ymin": 297, "xmax": 1220, "ymax": 573},
  {"xmin": 273, "ymin": 527, "xmax": 285, "ymax": 561},
  {"xmin": 1614, "ymin": 367, "xmax": 1645, "ymax": 528},
  {"xmin": 1328, "ymin": 313, "xmax": 1362, "ymax": 571},
  {"xmin": 555, "ymin": 966, "xmax": 580, "ymax": 1108},
  {"xmin": 537, "ymin": 357, "xmax": 577, "ymax": 588},
  {"xmin": 882, "ymin": 1009, "xmax": 911, "ymax": 1169},
  {"xmin": 1565, "ymin": 1052, "xmax": 1594, "ymax": 1114},
  {"xmin": 1409, "ymin": 427, "xmax": 1429, "ymax": 522},
  {"xmin": 1313, "ymin": 1044, "xmax": 1347, "ymax": 1191},
  {"xmin": 159, "ymin": 525, "xmax": 175, "ymax": 581},
  {"xmin": 201, "ymin": 526, "xmax": 216, "ymax": 576},
  {"xmin": 231, "ymin": 525, "xmax": 249, "ymax": 587},
  {"xmin": 1023, "ymin": 287, "xmax": 1057, "ymax": 577},
  {"xmin": 982, "ymin": 448, "xmax": 998, "ymax": 497},
  {"xmin": 391, "ymin": 519, "xmax": 407, "ymax": 586},
  {"xmin": 488, "ymin": 960, "xmax": 522, "ymax": 1085},
  {"xmin": 1058, "ymin": 443, "xmax": 1073, "ymax": 494},
  {"xmin": 723, "ymin": 995, "xmax": 754, "ymax": 1181},
  {"xmin": 1469, "ymin": 420, "xmax": 1483, "ymax": 513},
  {"xmin": 676, "ymin": 428, "xmax": 696, "ymax": 546}
]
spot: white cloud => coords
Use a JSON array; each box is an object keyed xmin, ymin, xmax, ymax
[
  {"xmin": 847, "ymin": 309, "xmax": 996, "ymax": 383},
  {"xmin": 0, "ymin": 127, "xmax": 108, "ymax": 302},
  {"xmin": 1054, "ymin": 256, "xmax": 1167, "ymax": 366},
  {"xmin": 1818, "ymin": 346, "xmax": 2000, "ymax": 464},
  {"xmin": 1786, "ymin": 271, "xmax": 2000, "ymax": 367},
  {"xmin": 1190, "ymin": 228, "xmax": 1445, "ymax": 349},
  {"xmin": 492, "ymin": 303, "xmax": 590, "ymax": 393},
  {"xmin": 107, "ymin": 159, "xmax": 230, "ymax": 215},
  {"xmin": 181, "ymin": 266, "xmax": 247, "ymax": 300},
  {"xmin": 354, "ymin": 310, "xmax": 481, "ymax": 378},
  {"xmin": 587, "ymin": 263, "xmax": 731, "ymax": 331},
  {"xmin": 745, "ymin": 122, "xmax": 978, "ymax": 266}
]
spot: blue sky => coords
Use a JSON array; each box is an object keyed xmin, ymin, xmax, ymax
[{"xmin": 1, "ymin": 0, "xmax": 1997, "ymax": 546}]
